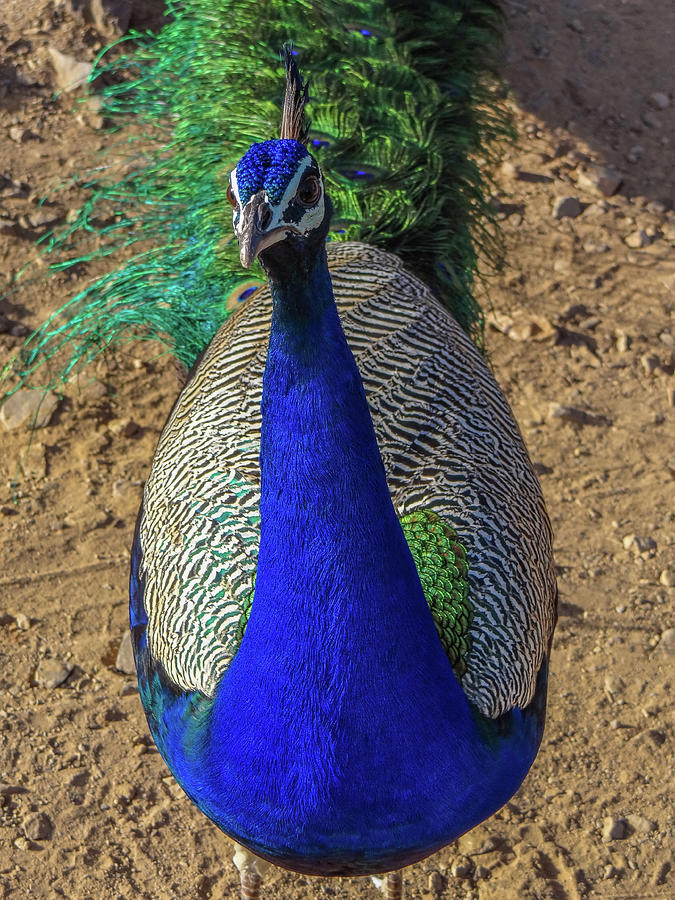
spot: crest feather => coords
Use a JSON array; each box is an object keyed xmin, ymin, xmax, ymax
[{"xmin": 279, "ymin": 44, "xmax": 310, "ymax": 144}]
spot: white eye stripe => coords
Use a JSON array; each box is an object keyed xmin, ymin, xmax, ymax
[{"xmin": 230, "ymin": 155, "xmax": 325, "ymax": 237}]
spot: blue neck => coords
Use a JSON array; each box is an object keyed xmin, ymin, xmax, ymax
[{"xmin": 189, "ymin": 247, "xmax": 537, "ymax": 872}]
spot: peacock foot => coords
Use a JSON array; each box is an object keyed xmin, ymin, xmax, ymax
[
  {"xmin": 371, "ymin": 870, "xmax": 404, "ymax": 899},
  {"xmin": 232, "ymin": 842, "xmax": 273, "ymax": 900}
]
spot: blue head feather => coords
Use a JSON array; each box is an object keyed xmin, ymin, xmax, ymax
[{"xmin": 236, "ymin": 139, "xmax": 310, "ymax": 206}]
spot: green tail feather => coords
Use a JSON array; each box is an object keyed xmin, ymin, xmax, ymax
[{"xmin": 3, "ymin": 0, "xmax": 510, "ymax": 391}]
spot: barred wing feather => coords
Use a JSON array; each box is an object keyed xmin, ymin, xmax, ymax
[{"xmin": 137, "ymin": 242, "xmax": 556, "ymax": 717}]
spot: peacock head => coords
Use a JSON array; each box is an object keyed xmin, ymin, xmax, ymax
[{"xmin": 228, "ymin": 48, "xmax": 331, "ymax": 274}]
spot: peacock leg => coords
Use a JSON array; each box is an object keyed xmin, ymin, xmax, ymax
[
  {"xmin": 232, "ymin": 842, "xmax": 271, "ymax": 900},
  {"xmin": 383, "ymin": 870, "xmax": 403, "ymax": 899},
  {"xmin": 371, "ymin": 870, "xmax": 403, "ymax": 899},
  {"xmin": 240, "ymin": 867, "xmax": 261, "ymax": 900}
]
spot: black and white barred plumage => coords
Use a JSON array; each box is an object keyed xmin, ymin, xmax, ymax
[{"xmin": 138, "ymin": 242, "xmax": 556, "ymax": 718}]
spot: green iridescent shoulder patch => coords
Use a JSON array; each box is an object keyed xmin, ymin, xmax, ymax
[{"xmin": 400, "ymin": 509, "xmax": 472, "ymax": 677}]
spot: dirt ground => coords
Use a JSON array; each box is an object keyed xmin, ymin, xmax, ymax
[{"xmin": 0, "ymin": 2, "xmax": 673, "ymax": 899}]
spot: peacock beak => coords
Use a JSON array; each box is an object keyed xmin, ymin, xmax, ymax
[{"xmin": 237, "ymin": 191, "xmax": 289, "ymax": 268}]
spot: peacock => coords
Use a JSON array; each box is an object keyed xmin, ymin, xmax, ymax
[{"xmin": 6, "ymin": 1, "xmax": 557, "ymax": 897}]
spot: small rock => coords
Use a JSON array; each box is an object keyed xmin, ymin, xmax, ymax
[
  {"xmin": 9, "ymin": 126, "xmax": 33, "ymax": 143},
  {"xmin": 26, "ymin": 208, "xmax": 63, "ymax": 230},
  {"xmin": 567, "ymin": 18, "xmax": 584, "ymax": 33},
  {"xmin": 578, "ymin": 165, "xmax": 623, "ymax": 197},
  {"xmin": 659, "ymin": 331, "xmax": 675, "ymax": 347},
  {"xmin": 89, "ymin": 0, "xmax": 133, "ymax": 36},
  {"xmin": 115, "ymin": 631, "xmax": 136, "ymax": 675},
  {"xmin": 649, "ymin": 92, "xmax": 670, "ymax": 110},
  {"xmin": 123, "ymin": 419, "xmax": 141, "ymax": 438},
  {"xmin": 625, "ymin": 229, "xmax": 649, "ymax": 249},
  {"xmin": 651, "ymin": 860, "xmax": 671, "ymax": 886},
  {"xmin": 631, "ymin": 728, "xmax": 666, "ymax": 748},
  {"xmin": 69, "ymin": 770, "xmax": 90, "ymax": 787},
  {"xmin": 427, "ymin": 871, "xmax": 444, "ymax": 893},
  {"xmin": 23, "ymin": 812, "xmax": 52, "ymax": 842},
  {"xmin": 640, "ymin": 352, "xmax": 662, "ymax": 375},
  {"xmin": 603, "ymin": 865, "xmax": 618, "ymax": 880},
  {"xmin": 451, "ymin": 857, "xmax": 473, "ymax": 878},
  {"xmin": 48, "ymin": 47, "xmax": 93, "ymax": 92},
  {"xmin": 34, "ymin": 659, "xmax": 73, "ymax": 689},
  {"xmin": 548, "ymin": 404, "xmax": 605, "ymax": 427},
  {"xmin": 626, "ymin": 145, "xmax": 644, "ymax": 164},
  {"xmin": 615, "ymin": 332, "xmax": 630, "ymax": 353},
  {"xmin": 641, "ymin": 110, "xmax": 661, "ymax": 129},
  {"xmin": 120, "ymin": 681, "xmax": 138, "ymax": 697},
  {"xmin": 602, "ymin": 817, "xmax": 626, "ymax": 842},
  {"xmin": 626, "ymin": 814, "xmax": 656, "ymax": 835},
  {"xmin": 20, "ymin": 442, "xmax": 47, "ymax": 479},
  {"xmin": 659, "ymin": 569, "xmax": 674, "ymax": 587},
  {"xmin": 0, "ymin": 389, "xmax": 59, "ymax": 430},
  {"xmin": 14, "ymin": 613, "xmax": 30, "ymax": 630},
  {"xmin": 657, "ymin": 628, "xmax": 675, "ymax": 655},
  {"xmin": 474, "ymin": 865, "xmax": 490, "ymax": 880},
  {"xmin": 13, "ymin": 836, "xmax": 32, "ymax": 852},
  {"xmin": 622, "ymin": 534, "xmax": 657, "ymax": 554},
  {"xmin": 552, "ymin": 196, "xmax": 582, "ymax": 219},
  {"xmin": 0, "ymin": 783, "xmax": 28, "ymax": 797}
]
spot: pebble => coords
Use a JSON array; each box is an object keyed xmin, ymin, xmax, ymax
[
  {"xmin": 0, "ymin": 389, "xmax": 59, "ymax": 431},
  {"xmin": 88, "ymin": 0, "xmax": 133, "ymax": 38},
  {"xmin": 602, "ymin": 816, "xmax": 626, "ymax": 842},
  {"xmin": 639, "ymin": 352, "xmax": 662, "ymax": 375},
  {"xmin": 649, "ymin": 92, "xmax": 670, "ymax": 110},
  {"xmin": 552, "ymin": 196, "xmax": 582, "ymax": 219},
  {"xmin": 14, "ymin": 613, "xmax": 30, "ymax": 630},
  {"xmin": 622, "ymin": 534, "xmax": 657, "ymax": 554},
  {"xmin": 451, "ymin": 858, "xmax": 473, "ymax": 878},
  {"xmin": 0, "ymin": 783, "xmax": 28, "ymax": 797},
  {"xmin": 474, "ymin": 865, "xmax": 490, "ymax": 880},
  {"xmin": 630, "ymin": 728, "xmax": 666, "ymax": 748},
  {"xmin": 659, "ymin": 570, "xmax": 674, "ymax": 587},
  {"xmin": 20, "ymin": 442, "xmax": 47, "ymax": 480},
  {"xmin": 641, "ymin": 110, "xmax": 661, "ymax": 129},
  {"xmin": 34, "ymin": 659, "xmax": 73, "ymax": 689},
  {"xmin": 47, "ymin": 47, "xmax": 93, "ymax": 93},
  {"xmin": 23, "ymin": 812, "xmax": 52, "ymax": 842},
  {"xmin": 548, "ymin": 404, "xmax": 605, "ymax": 427},
  {"xmin": 657, "ymin": 628, "xmax": 674, "ymax": 655},
  {"xmin": 626, "ymin": 814, "xmax": 656, "ymax": 835},
  {"xmin": 624, "ymin": 229, "xmax": 649, "ymax": 249},
  {"xmin": 25, "ymin": 208, "xmax": 63, "ymax": 231},
  {"xmin": 115, "ymin": 630, "xmax": 137, "ymax": 675},
  {"xmin": 577, "ymin": 165, "xmax": 622, "ymax": 197},
  {"xmin": 427, "ymin": 871, "xmax": 444, "ymax": 893},
  {"xmin": 626, "ymin": 145, "xmax": 644, "ymax": 164},
  {"xmin": 615, "ymin": 332, "xmax": 630, "ymax": 353},
  {"xmin": 652, "ymin": 860, "xmax": 671, "ymax": 886},
  {"xmin": 9, "ymin": 126, "xmax": 34, "ymax": 143}
]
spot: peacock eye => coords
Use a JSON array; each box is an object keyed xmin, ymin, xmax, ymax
[
  {"xmin": 297, "ymin": 175, "xmax": 321, "ymax": 207},
  {"xmin": 226, "ymin": 183, "xmax": 238, "ymax": 208}
]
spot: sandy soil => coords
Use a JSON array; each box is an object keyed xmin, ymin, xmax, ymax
[{"xmin": 0, "ymin": 2, "xmax": 673, "ymax": 899}]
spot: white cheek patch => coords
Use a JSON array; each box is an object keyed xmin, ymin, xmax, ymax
[
  {"xmin": 276, "ymin": 156, "xmax": 325, "ymax": 235},
  {"xmin": 229, "ymin": 167, "xmax": 242, "ymax": 230},
  {"xmin": 229, "ymin": 155, "xmax": 324, "ymax": 239}
]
